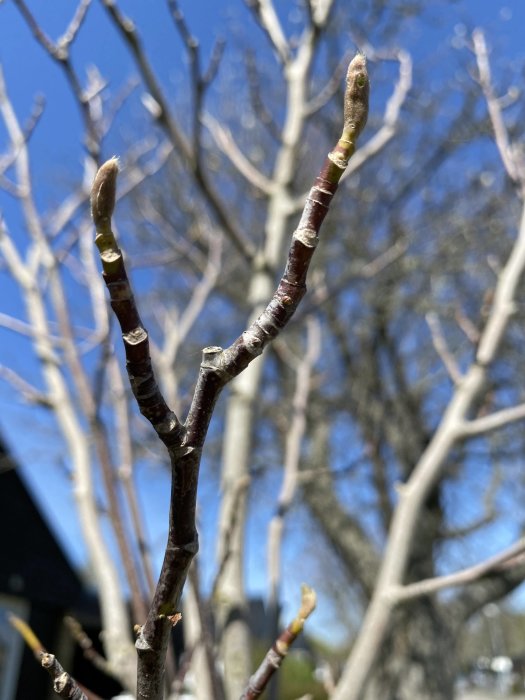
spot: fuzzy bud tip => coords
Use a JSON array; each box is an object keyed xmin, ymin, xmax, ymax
[
  {"xmin": 344, "ymin": 53, "xmax": 370, "ymax": 140},
  {"xmin": 91, "ymin": 156, "xmax": 119, "ymax": 227}
]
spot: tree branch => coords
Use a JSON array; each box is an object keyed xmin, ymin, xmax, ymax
[
  {"xmin": 203, "ymin": 112, "xmax": 275, "ymax": 195},
  {"xmin": 461, "ymin": 402, "xmax": 525, "ymax": 437},
  {"xmin": 472, "ymin": 29, "xmax": 525, "ymax": 187},
  {"xmin": 390, "ymin": 537, "xmax": 525, "ymax": 602},
  {"xmin": 9, "ymin": 614, "xmax": 99, "ymax": 700},
  {"xmin": 244, "ymin": 0, "xmax": 290, "ymax": 65},
  {"xmin": 425, "ymin": 311, "xmax": 463, "ymax": 385},
  {"xmin": 100, "ymin": 0, "xmax": 256, "ymax": 262},
  {"xmin": 239, "ymin": 585, "xmax": 317, "ymax": 700},
  {"xmin": 93, "ymin": 53, "xmax": 369, "ymax": 699}
]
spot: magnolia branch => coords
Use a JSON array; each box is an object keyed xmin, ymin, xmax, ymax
[
  {"xmin": 239, "ymin": 585, "xmax": 317, "ymax": 700},
  {"xmin": 9, "ymin": 614, "xmax": 96, "ymax": 700},
  {"xmin": 93, "ymin": 53, "xmax": 370, "ymax": 700}
]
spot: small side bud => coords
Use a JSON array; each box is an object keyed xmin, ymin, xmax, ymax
[
  {"xmin": 344, "ymin": 53, "xmax": 369, "ymax": 139},
  {"xmin": 91, "ymin": 157, "xmax": 119, "ymax": 227}
]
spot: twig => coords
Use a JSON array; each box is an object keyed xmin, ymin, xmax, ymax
[
  {"xmin": 57, "ymin": 0, "xmax": 92, "ymax": 50},
  {"xmin": 100, "ymin": 0, "xmax": 255, "ymax": 262},
  {"xmin": 0, "ymin": 365, "xmax": 53, "ymax": 407},
  {"xmin": 454, "ymin": 304, "xmax": 480, "ymax": 343},
  {"xmin": 13, "ymin": 0, "xmax": 99, "ymax": 160},
  {"xmin": 343, "ymin": 49, "xmax": 412, "ymax": 181},
  {"xmin": 244, "ymin": 0, "xmax": 290, "ymax": 65},
  {"xmin": 9, "ymin": 613, "xmax": 46, "ymax": 655},
  {"xmin": 390, "ymin": 537, "xmax": 525, "ymax": 602},
  {"xmin": 267, "ymin": 318, "xmax": 320, "ymax": 615},
  {"xmin": 472, "ymin": 29, "xmax": 525, "ymax": 187},
  {"xmin": 109, "ymin": 354, "xmax": 157, "ymax": 597},
  {"xmin": 203, "ymin": 112, "xmax": 274, "ymax": 195},
  {"xmin": 425, "ymin": 311, "xmax": 462, "ymax": 384},
  {"xmin": 245, "ymin": 49, "xmax": 281, "ymax": 142},
  {"xmin": 64, "ymin": 616, "xmax": 112, "ymax": 676},
  {"xmin": 460, "ymin": 402, "xmax": 525, "ymax": 437},
  {"xmin": 9, "ymin": 614, "xmax": 98, "ymax": 700},
  {"xmin": 239, "ymin": 585, "xmax": 317, "ymax": 699},
  {"xmin": 92, "ymin": 158, "xmax": 184, "ymax": 448},
  {"xmin": 41, "ymin": 654, "xmax": 89, "ymax": 700}
]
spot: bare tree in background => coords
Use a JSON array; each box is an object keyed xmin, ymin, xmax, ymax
[{"xmin": 2, "ymin": 2, "xmax": 525, "ymax": 699}]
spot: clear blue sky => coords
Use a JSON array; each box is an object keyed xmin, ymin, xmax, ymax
[{"xmin": 1, "ymin": 0, "xmax": 525, "ymax": 637}]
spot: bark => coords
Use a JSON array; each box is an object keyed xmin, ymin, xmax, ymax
[{"xmin": 362, "ymin": 601, "xmax": 456, "ymax": 700}]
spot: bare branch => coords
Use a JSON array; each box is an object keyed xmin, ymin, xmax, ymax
[
  {"xmin": 57, "ymin": 0, "xmax": 92, "ymax": 50},
  {"xmin": 390, "ymin": 537, "xmax": 525, "ymax": 602},
  {"xmin": 13, "ymin": 0, "xmax": 100, "ymax": 160},
  {"xmin": 476, "ymin": 202, "xmax": 525, "ymax": 365},
  {"xmin": 461, "ymin": 402, "xmax": 525, "ymax": 437},
  {"xmin": 9, "ymin": 615, "xmax": 97, "ymax": 700},
  {"xmin": 100, "ymin": 0, "xmax": 256, "ymax": 261},
  {"xmin": 472, "ymin": 29, "xmax": 525, "ymax": 187},
  {"xmin": 454, "ymin": 304, "xmax": 481, "ymax": 343},
  {"xmin": 245, "ymin": 49, "xmax": 282, "ymax": 142},
  {"xmin": 0, "ymin": 365, "xmax": 53, "ymax": 407},
  {"xmin": 267, "ymin": 318, "xmax": 321, "ymax": 611},
  {"xmin": 63, "ymin": 616, "xmax": 112, "ymax": 676},
  {"xmin": 203, "ymin": 113, "xmax": 274, "ymax": 195},
  {"xmin": 239, "ymin": 585, "xmax": 317, "ymax": 700},
  {"xmin": 41, "ymin": 654, "xmax": 89, "ymax": 700},
  {"xmin": 244, "ymin": 0, "xmax": 290, "ymax": 65},
  {"xmin": 425, "ymin": 311, "xmax": 463, "ymax": 384},
  {"xmin": 1, "ymin": 66, "xmax": 136, "ymax": 688},
  {"xmin": 109, "ymin": 354, "xmax": 157, "ymax": 597},
  {"xmin": 91, "ymin": 158, "xmax": 184, "ymax": 449},
  {"xmin": 331, "ymin": 50, "xmax": 525, "ymax": 693},
  {"xmin": 306, "ymin": 0, "xmax": 335, "ymax": 28},
  {"xmin": 95, "ymin": 53, "xmax": 370, "ymax": 699},
  {"xmin": 305, "ymin": 49, "xmax": 354, "ymax": 116}
]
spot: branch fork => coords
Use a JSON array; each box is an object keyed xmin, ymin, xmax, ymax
[{"xmin": 92, "ymin": 53, "xmax": 369, "ymax": 699}]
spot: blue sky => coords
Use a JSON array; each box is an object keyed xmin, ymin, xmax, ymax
[{"xmin": 1, "ymin": 0, "xmax": 525, "ymax": 639}]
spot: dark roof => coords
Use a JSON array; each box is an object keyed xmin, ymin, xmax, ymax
[{"xmin": 0, "ymin": 438, "xmax": 82, "ymax": 607}]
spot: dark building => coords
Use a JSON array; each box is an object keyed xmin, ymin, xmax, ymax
[{"xmin": 0, "ymin": 437, "xmax": 122, "ymax": 700}]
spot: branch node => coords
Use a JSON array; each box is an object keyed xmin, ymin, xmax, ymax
[
  {"xmin": 327, "ymin": 150, "xmax": 349, "ymax": 170},
  {"xmin": 293, "ymin": 227, "xmax": 319, "ymax": 248},
  {"xmin": 242, "ymin": 329, "xmax": 264, "ymax": 356}
]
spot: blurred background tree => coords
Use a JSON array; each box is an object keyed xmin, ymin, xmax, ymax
[{"xmin": 2, "ymin": 1, "xmax": 525, "ymax": 699}]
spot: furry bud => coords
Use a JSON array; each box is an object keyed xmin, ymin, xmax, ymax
[{"xmin": 344, "ymin": 53, "xmax": 369, "ymax": 140}]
